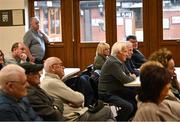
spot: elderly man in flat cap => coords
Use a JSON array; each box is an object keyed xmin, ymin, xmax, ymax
[{"xmin": 20, "ymin": 62, "xmax": 64, "ymax": 121}]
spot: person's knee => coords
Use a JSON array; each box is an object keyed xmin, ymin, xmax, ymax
[
  {"xmin": 100, "ymin": 106, "xmax": 114, "ymax": 119},
  {"xmin": 124, "ymin": 102, "xmax": 134, "ymax": 114}
]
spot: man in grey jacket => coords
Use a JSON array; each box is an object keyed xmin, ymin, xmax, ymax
[{"xmin": 98, "ymin": 41, "xmax": 137, "ymax": 121}]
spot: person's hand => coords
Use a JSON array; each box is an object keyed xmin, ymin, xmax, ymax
[
  {"xmin": 130, "ymin": 73, "xmax": 136, "ymax": 80},
  {"xmin": 68, "ymin": 103, "xmax": 83, "ymax": 108},
  {"xmin": 29, "ymin": 56, "xmax": 35, "ymax": 62},
  {"xmin": 20, "ymin": 53, "xmax": 27, "ymax": 61},
  {"xmin": 0, "ymin": 57, "xmax": 4, "ymax": 64},
  {"xmin": 38, "ymin": 29, "xmax": 49, "ymax": 43}
]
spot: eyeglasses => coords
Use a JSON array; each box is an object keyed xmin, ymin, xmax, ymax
[
  {"xmin": 52, "ymin": 63, "xmax": 64, "ymax": 68},
  {"xmin": 8, "ymin": 80, "xmax": 28, "ymax": 86}
]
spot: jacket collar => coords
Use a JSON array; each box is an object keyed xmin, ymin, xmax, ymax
[{"xmin": 44, "ymin": 72, "xmax": 61, "ymax": 80}]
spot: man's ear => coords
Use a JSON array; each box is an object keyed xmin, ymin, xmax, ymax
[
  {"xmin": 5, "ymin": 82, "xmax": 14, "ymax": 92},
  {"xmin": 49, "ymin": 65, "xmax": 55, "ymax": 72}
]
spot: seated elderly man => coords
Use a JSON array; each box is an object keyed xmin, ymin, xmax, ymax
[
  {"xmin": 98, "ymin": 41, "xmax": 137, "ymax": 121},
  {"xmin": 5, "ymin": 42, "xmax": 28, "ymax": 64},
  {"xmin": 40, "ymin": 57, "xmax": 115, "ymax": 121},
  {"xmin": 20, "ymin": 62, "xmax": 64, "ymax": 121},
  {"xmin": 125, "ymin": 41, "xmax": 139, "ymax": 76},
  {"xmin": 0, "ymin": 64, "xmax": 42, "ymax": 121}
]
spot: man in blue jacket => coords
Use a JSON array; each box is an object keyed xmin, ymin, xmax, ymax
[
  {"xmin": 126, "ymin": 35, "xmax": 146, "ymax": 68},
  {"xmin": 0, "ymin": 64, "xmax": 42, "ymax": 121}
]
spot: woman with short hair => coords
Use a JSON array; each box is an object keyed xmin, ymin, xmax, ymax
[
  {"xmin": 93, "ymin": 42, "xmax": 110, "ymax": 70},
  {"xmin": 133, "ymin": 61, "xmax": 180, "ymax": 121},
  {"xmin": 149, "ymin": 48, "xmax": 180, "ymax": 99}
]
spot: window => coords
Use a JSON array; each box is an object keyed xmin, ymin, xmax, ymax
[
  {"xmin": 163, "ymin": 0, "xmax": 180, "ymax": 40},
  {"xmin": 116, "ymin": 0, "xmax": 143, "ymax": 42},
  {"xmin": 34, "ymin": 0, "xmax": 62, "ymax": 42},
  {"xmin": 80, "ymin": 0, "xmax": 106, "ymax": 42}
]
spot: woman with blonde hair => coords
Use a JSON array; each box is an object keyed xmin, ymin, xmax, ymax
[{"xmin": 93, "ymin": 42, "xmax": 110, "ymax": 70}]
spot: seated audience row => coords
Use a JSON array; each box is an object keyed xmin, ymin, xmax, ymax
[{"xmin": 0, "ymin": 61, "xmax": 115, "ymax": 121}]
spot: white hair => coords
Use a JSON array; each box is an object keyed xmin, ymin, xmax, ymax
[
  {"xmin": 126, "ymin": 41, "xmax": 133, "ymax": 48},
  {"xmin": 111, "ymin": 41, "xmax": 127, "ymax": 56},
  {"xmin": 30, "ymin": 17, "xmax": 39, "ymax": 23},
  {"xmin": 44, "ymin": 57, "xmax": 62, "ymax": 73},
  {"xmin": 0, "ymin": 64, "xmax": 25, "ymax": 88}
]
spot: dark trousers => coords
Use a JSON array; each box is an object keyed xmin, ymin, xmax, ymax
[
  {"xmin": 111, "ymin": 87, "xmax": 138, "ymax": 114},
  {"xmin": 99, "ymin": 93, "xmax": 133, "ymax": 121},
  {"xmin": 35, "ymin": 58, "xmax": 43, "ymax": 64}
]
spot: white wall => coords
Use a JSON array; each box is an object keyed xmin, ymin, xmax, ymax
[{"xmin": 0, "ymin": 0, "xmax": 28, "ymax": 54}]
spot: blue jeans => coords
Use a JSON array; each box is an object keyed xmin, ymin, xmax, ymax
[{"xmin": 99, "ymin": 92, "xmax": 134, "ymax": 121}]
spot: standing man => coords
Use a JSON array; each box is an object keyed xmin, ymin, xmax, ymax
[
  {"xmin": 0, "ymin": 64, "xmax": 42, "ymax": 121},
  {"xmin": 23, "ymin": 17, "xmax": 49, "ymax": 64},
  {"xmin": 126, "ymin": 35, "xmax": 146, "ymax": 68}
]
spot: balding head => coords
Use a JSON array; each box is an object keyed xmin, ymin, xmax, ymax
[
  {"xmin": 0, "ymin": 64, "xmax": 28, "ymax": 99},
  {"xmin": 44, "ymin": 57, "xmax": 65, "ymax": 78}
]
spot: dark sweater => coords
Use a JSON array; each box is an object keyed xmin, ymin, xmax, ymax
[
  {"xmin": 99, "ymin": 56, "xmax": 134, "ymax": 92},
  {"xmin": 131, "ymin": 49, "xmax": 146, "ymax": 68}
]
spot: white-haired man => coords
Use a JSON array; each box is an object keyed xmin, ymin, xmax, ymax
[
  {"xmin": 125, "ymin": 41, "xmax": 140, "ymax": 76},
  {"xmin": 98, "ymin": 41, "xmax": 137, "ymax": 121},
  {"xmin": 40, "ymin": 57, "xmax": 115, "ymax": 121},
  {"xmin": 0, "ymin": 64, "xmax": 42, "ymax": 121}
]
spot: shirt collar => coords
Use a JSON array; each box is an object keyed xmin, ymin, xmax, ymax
[
  {"xmin": 112, "ymin": 55, "xmax": 123, "ymax": 64},
  {"xmin": 44, "ymin": 72, "xmax": 61, "ymax": 80}
]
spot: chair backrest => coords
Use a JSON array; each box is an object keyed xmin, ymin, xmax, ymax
[{"xmin": 80, "ymin": 64, "xmax": 94, "ymax": 77}]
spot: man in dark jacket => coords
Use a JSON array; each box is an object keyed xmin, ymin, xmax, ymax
[
  {"xmin": 20, "ymin": 62, "xmax": 64, "ymax": 121},
  {"xmin": 0, "ymin": 64, "xmax": 42, "ymax": 121},
  {"xmin": 126, "ymin": 35, "xmax": 146, "ymax": 68},
  {"xmin": 125, "ymin": 42, "xmax": 140, "ymax": 76}
]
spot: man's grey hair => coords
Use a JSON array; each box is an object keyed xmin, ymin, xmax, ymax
[
  {"xmin": 111, "ymin": 41, "xmax": 127, "ymax": 56},
  {"xmin": 0, "ymin": 64, "xmax": 25, "ymax": 88}
]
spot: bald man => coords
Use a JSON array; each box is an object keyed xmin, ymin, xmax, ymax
[
  {"xmin": 41, "ymin": 57, "xmax": 115, "ymax": 121},
  {"xmin": 23, "ymin": 17, "xmax": 49, "ymax": 64}
]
